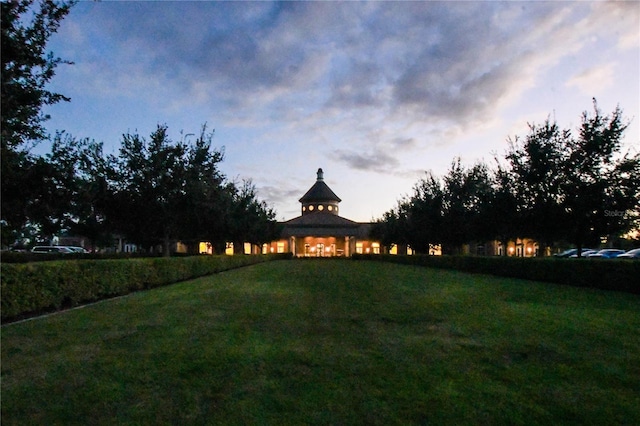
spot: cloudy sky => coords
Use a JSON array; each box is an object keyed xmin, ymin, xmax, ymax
[{"xmin": 42, "ymin": 1, "xmax": 639, "ymax": 221}]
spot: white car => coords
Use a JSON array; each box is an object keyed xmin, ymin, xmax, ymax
[
  {"xmin": 617, "ymin": 248, "xmax": 640, "ymax": 259},
  {"xmin": 569, "ymin": 249, "xmax": 597, "ymax": 258},
  {"xmin": 64, "ymin": 246, "xmax": 89, "ymax": 253},
  {"xmin": 31, "ymin": 246, "xmax": 74, "ymax": 254},
  {"xmin": 587, "ymin": 249, "xmax": 625, "ymax": 259}
]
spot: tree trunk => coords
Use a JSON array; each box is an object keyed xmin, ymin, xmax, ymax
[{"xmin": 163, "ymin": 232, "xmax": 171, "ymax": 257}]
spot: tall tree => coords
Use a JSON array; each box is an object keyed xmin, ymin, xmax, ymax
[
  {"xmin": 1, "ymin": 0, "xmax": 75, "ymax": 238},
  {"xmin": 65, "ymin": 136, "xmax": 112, "ymax": 251},
  {"xmin": 108, "ymin": 125, "xmax": 188, "ymax": 255},
  {"xmin": 405, "ymin": 171, "xmax": 443, "ymax": 254},
  {"xmin": 561, "ymin": 101, "xmax": 638, "ymax": 254},
  {"xmin": 180, "ymin": 125, "xmax": 228, "ymax": 252},
  {"xmin": 440, "ymin": 159, "xmax": 491, "ymax": 254},
  {"xmin": 484, "ymin": 162, "xmax": 522, "ymax": 255},
  {"xmin": 505, "ymin": 120, "xmax": 569, "ymax": 255},
  {"xmin": 1, "ymin": 0, "xmax": 74, "ymax": 147}
]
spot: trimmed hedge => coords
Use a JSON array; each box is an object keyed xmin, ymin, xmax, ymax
[
  {"xmin": 0, "ymin": 251, "xmax": 188, "ymax": 264},
  {"xmin": 353, "ymin": 254, "xmax": 640, "ymax": 294},
  {"xmin": 1, "ymin": 254, "xmax": 290, "ymax": 323}
]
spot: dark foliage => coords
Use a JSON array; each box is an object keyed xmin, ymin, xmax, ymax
[
  {"xmin": 1, "ymin": 254, "xmax": 290, "ymax": 323},
  {"xmin": 1, "ymin": 0, "xmax": 75, "ymax": 238},
  {"xmin": 372, "ymin": 101, "xmax": 639, "ymax": 254}
]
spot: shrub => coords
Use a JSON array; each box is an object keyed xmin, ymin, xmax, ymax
[
  {"xmin": 1, "ymin": 254, "xmax": 285, "ymax": 323},
  {"xmin": 353, "ymin": 254, "xmax": 640, "ymax": 294}
]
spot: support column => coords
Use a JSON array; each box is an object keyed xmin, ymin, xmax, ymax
[{"xmin": 290, "ymin": 236, "xmax": 296, "ymax": 256}]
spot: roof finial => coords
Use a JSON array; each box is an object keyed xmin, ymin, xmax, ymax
[{"xmin": 317, "ymin": 168, "xmax": 324, "ymax": 181}]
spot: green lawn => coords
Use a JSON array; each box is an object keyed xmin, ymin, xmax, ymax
[{"xmin": 2, "ymin": 259, "xmax": 639, "ymax": 425}]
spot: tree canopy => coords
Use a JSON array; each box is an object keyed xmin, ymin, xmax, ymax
[
  {"xmin": 373, "ymin": 100, "xmax": 639, "ymax": 255},
  {"xmin": 1, "ymin": 0, "xmax": 75, "ymax": 244},
  {"xmin": 1, "ymin": 2, "xmax": 280, "ymax": 253}
]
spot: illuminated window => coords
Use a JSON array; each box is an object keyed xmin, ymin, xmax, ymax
[
  {"xmin": 277, "ymin": 242, "xmax": 285, "ymax": 253},
  {"xmin": 318, "ymin": 205, "xmax": 324, "ymax": 211},
  {"xmin": 308, "ymin": 205, "xmax": 314, "ymax": 211},
  {"xmin": 327, "ymin": 205, "xmax": 333, "ymax": 211},
  {"xmin": 302, "ymin": 206, "xmax": 306, "ymax": 212},
  {"xmin": 372, "ymin": 242, "xmax": 380, "ymax": 254},
  {"xmin": 356, "ymin": 242, "xmax": 363, "ymax": 254}
]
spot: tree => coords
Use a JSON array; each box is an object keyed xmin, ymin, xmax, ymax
[
  {"xmin": 373, "ymin": 162, "xmax": 491, "ymax": 255},
  {"xmin": 105, "ymin": 123, "xmax": 276, "ymax": 256},
  {"xmin": 1, "ymin": 0, "xmax": 74, "ymax": 147},
  {"xmin": 440, "ymin": 159, "xmax": 491, "ymax": 254},
  {"xmin": 504, "ymin": 119, "xmax": 569, "ymax": 255},
  {"xmin": 483, "ymin": 162, "xmax": 521, "ymax": 255},
  {"xmin": 226, "ymin": 179, "xmax": 279, "ymax": 254},
  {"xmin": 1, "ymin": 0, "xmax": 75, "ymax": 238},
  {"xmin": 65, "ymin": 136, "xmax": 112, "ymax": 251},
  {"xmin": 561, "ymin": 101, "xmax": 639, "ymax": 254},
  {"xmin": 405, "ymin": 171, "xmax": 443, "ymax": 254},
  {"xmin": 179, "ymin": 125, "xmax": 228, "ymax": 253},
  {"xmin": 370, "ymin": 201, "xmax": 410, "ymax": 254},
  {"xmin": 108, "ymin": 125, "xmax": 190, "ymax": 255}
]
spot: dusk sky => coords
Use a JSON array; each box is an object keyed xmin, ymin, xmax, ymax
[{"xmin": 41, "ymin": 1, "xmax": 639, "ymax": 222}]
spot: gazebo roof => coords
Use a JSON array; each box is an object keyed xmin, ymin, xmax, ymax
[
  {"xmin": 299, "ymin": 168, "xmax": 341, "ymax": 203},
  {"xmin": 284, "ymin": 212, "xmax": 358, "ymax": 227},
  {"xmin": 281, "ymin": 212, "xmax": 371, "ymax": 238}
]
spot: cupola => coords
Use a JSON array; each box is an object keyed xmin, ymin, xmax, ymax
[{"xmin": 299, "ymin": 168, "xmax": 341, "ymax": 215}]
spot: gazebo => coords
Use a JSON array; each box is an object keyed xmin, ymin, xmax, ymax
[{"xmin": 268, "ymin": 168, "xmax": 378, "ymax": 257}]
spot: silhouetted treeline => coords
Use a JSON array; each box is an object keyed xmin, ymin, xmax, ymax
[
  {"xmin": 372, "ymin": 100, "xmax": 640, "ymax": 256},
  {"xmin": 1, "ymin": 1, "xmax": 279, "ymax": 254},
  {"xmin": 3, "ymin": 124, "xmax": 280, "ymax": 254}
]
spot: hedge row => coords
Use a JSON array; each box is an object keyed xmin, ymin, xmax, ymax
[
  {"xmin": 0, "ymin": 251, "xmax": 184, "ymax": 264},
  {"xmin": 353, "ymin": 254, "xmax": 640, "ymax": 294},
  {"xmin": 1, "ymin": 254, "xmax": 290, "ymax": 323}
]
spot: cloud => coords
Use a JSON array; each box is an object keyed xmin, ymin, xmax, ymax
[
  {"xmin": 57, "ymin": 4, "xmax": 578, "ymax": 108},
  {"xmin": 566, "ymin": 64, "xmax": 616, "ymax": 95},
  {"xmin": 256, "ymin": 185, "xmax": 301, "ymax": 207},
  {"xmin": 51, "ymin": 1, "xmax": 637, "ymax": 166},
  {"xmin": 331, "ymin": 147, "xmax": 400, "ymax": 172}
]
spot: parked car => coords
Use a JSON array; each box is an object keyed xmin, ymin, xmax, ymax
[
  {"xmin": 31, "ymin": 246, "xmax": 74, "ymax": 254},
  {"xmin": 587, "ymin": 249, "xmax": 625, "ymax": 259},
  {"xmin": 569, "ymin": 249, "xmax": 597, "ymax": 258},
  {"xmin": 64, "ymin": 246, "xmax": 89, "ymax": 253},
  {"xmin": 617, "ymin": 248, "xmax": 640, "ymax": 259},
  {"xmin": 554, "ymin": 248, "xmax": 594, "ymax": 258}
]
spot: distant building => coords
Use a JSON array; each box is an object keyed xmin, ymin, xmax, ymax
[{"xmin": 264, "ymin": 168, "xmax": 380, "ymax": 256}]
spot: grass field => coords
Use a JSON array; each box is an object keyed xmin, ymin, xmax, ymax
[{"xmin": 2, "ymin": 259, "xmax": 639, "ymax": 425}]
